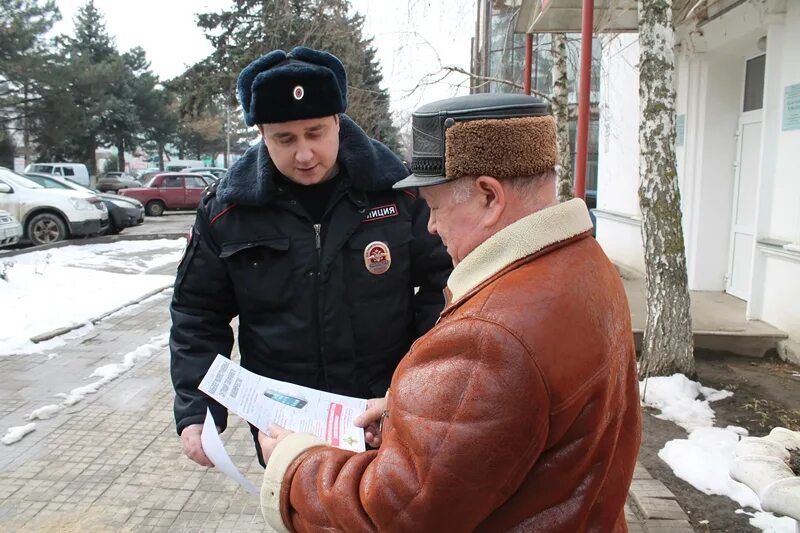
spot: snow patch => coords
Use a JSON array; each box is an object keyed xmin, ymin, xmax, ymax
[
  {"xmin": 736, "ymin": 508, "xmax": 797, "ymax": 533},
  {"xmin": 27, "ymin": 404, "xmax": 63, "ymax": 421},
  {"xmin": 640, "ymin": 373, "xmax": 732, "ymax": 431},
  {"xmin": 6, "ymin": 323, "xmax": 95, "ymax": 357},
  {"xmin": 0, "ymin": 240, "xmax": 182, "ymax": 356},
  {"xmin": 658, "ymin": 426, "xmax": 759, "ymax": 508},
  {"xmin": 5, "ymin": 332, "xmax": 169, "ymax": 445},
  {"xmin": 7, "ymin": 239, "xmax": 185, "ymax": 274},
  {"xmin": 56, "ymin": 332, "xmax": 169, "ymax": 408},
  {"xmin": 1, "ymin": 423, "xmax": 36, "ymax": 445}
]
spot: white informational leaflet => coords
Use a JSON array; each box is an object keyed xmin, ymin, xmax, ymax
[
  {"xmin": 200, "ymin": 408, "xmax": 259, "ymax": 496},
  {"xmin": 199, "ymin": 355, "xmax": 367, "ymax": 452}
]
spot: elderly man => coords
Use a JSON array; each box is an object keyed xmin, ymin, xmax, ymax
[{"xmin": 257, "ymin": 93, "xmax": 642, "ymax": 532}]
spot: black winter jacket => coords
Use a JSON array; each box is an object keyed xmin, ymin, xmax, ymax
[{"xmin": 170, "ymin": 116, "xmax": 451, "ymax": 435}]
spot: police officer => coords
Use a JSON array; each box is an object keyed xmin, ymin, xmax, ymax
[{"xmin": 169, "ymin": 46, "xmax": 451, "ymax": 467}]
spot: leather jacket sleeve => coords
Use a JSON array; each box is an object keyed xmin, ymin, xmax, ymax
[
  {"xmin": 262, "ymin": 318, "xmax": 550, "ymax": 532},
  {"xmin": 169, "ymin": 203, "xmax": 238, "ymax": 435},
  {"xmin": 408, "ymin": 193, "xmax": 451, "ymax": 336}
]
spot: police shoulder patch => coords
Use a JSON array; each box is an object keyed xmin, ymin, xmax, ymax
[{"xmin": 363, "ymin": 203, "xmax": 399, "ymax": 223}]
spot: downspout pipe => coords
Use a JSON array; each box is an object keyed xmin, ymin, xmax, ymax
[
  {"xmin": 523, "ymin": 32, "xmax": 533, "ymax": 95},
  {"xmin": 575, "ymin": 0, "xmax": 594, "ymax": 200}
]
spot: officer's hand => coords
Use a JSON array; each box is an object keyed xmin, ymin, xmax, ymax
[
  {"xmin": 354, "ymin": 397, "xmax": 387, "ymax": 448},
  {"xmin": 258, "ymin": 424, "xmax": 293, "ymax": 463},
  {"xmin": 180, "ymin": 424, "xmax": 213, "ymax": 467}
]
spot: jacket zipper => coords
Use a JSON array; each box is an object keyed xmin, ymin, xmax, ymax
[
  {"xmin": 313, "ymin": 224, "xmax": 322, "ymax": 255},
  {"xmin": 312, "ymin": 222, "xmax": 328, "ymax": 389}
]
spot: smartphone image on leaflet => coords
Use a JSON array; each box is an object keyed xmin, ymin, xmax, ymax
[{"xmin": 263, "ymin": 389, "xmax": 307, "ymax": 409}]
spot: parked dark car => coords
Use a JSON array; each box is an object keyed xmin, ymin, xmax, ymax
[
  {"xmin": 96, "ymin": 173, "xmax": 141, "ymax": 193},
  {"xmin": 118, "ymin": 173, "xmax": 214, "ymax": 216},
  {"xmin": 136, "ymin": 169, "xmax": 161, "ymax": 184},
  {"xmin": 25, "ymin": 173, "xmax": 144, "ymax": 234}
]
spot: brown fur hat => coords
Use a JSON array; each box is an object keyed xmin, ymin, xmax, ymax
[{"xmin": 445, "ymin": 116, "xmax": 557, "ymax": 179}]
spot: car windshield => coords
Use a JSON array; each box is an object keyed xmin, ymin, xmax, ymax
[
  {"xmin": 26, "ymin": 174, "xmax": 70, "ymax": 189},
  {"xmin": 0, "ymin": 167, "xmax": 44, "ymax": 188},
  {"xmin": 145, "ymin": 176, "xmax": 160, "ymax": 187}
]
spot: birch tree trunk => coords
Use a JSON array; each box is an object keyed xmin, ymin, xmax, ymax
[
  {"xmin": 552, "ymin": 32, "xmax": 573, "ymax": 202},
  {"xmin": 638, "ymin": 0, "xmax": 695, "ymax": 378}
]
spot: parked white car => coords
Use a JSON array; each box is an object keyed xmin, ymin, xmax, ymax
[
  {"xmin": 0, "ymin": 209, "xmax": 23, "ymax": 248},
  {"xmin": 0, "ymin": 167, "xmax": 108, "ymax": 246},
  {"xmin": 24, "ymin": 162, "xmax": 91, "ymax": 188}
]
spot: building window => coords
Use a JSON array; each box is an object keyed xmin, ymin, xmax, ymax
[
  {"xmin": 474, "ymin": 0, "xmax": 601, "ymax": 200},
  {"xmin": 743, "ymin": 54, "xmax": 765, "ymax": 112}
]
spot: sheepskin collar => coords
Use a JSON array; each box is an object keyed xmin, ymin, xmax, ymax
[
  {"xmin": 217, "ymin": 114, "xmax": 408, "ymax": 206},
  {"xmin": 447, "ymin": 198, "xmax": 593, "ymax": 303}
]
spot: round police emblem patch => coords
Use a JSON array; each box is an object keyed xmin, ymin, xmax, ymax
[
  {"xmin": 364, "ymin": 241, "xmax": 391, "ymax": 275},
  {"xmin": 293, "ymin": 85, "xmax": 304, "ymax": 100}
]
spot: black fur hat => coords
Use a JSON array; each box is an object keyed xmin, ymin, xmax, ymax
[{"xmin": 237, "ymin": 47, "xmax": 348, "ymax": 126}]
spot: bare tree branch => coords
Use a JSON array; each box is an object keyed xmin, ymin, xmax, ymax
[{"xmin": 418, "ymin": 65, "xmax": 555, "ymax": 103}]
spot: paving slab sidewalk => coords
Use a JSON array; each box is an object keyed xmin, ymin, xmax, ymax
[{"xmin": 0, "ymin": 290, "xmax": 691, "ymax": 532}]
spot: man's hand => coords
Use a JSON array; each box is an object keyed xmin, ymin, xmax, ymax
[
  {"xmin": 354, "ymin": 397, "xmax": 387, "ymax": 448},
  {"xmin": 258, "ymin": 424, "xmax": 294, "ymax": 463},
  {"xmin": 180, "ymin": 423, "xmax": 213, "ymax": 467}
]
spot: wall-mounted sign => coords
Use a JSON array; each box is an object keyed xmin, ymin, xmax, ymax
[
  {"xmin": 676, "ymin": 114, "xmax": 686, "ymax": 146},
  {"xmin": 782, "ymin": 83, "xmax": 800, "ymax": 131}
]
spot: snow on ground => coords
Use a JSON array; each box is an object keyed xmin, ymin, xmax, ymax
[
  {"xmin": 0, "ymin": 239, "xmax": 184, "ymax": 356},
  {"xmin": 0, "ymin": 423, "xmax": 36, "ymax": 445},
  {"xmin": 17, "ymin": 323, "xmax": 96, "ymax": 358},
  {"xmin": 737, "ymin": 509, "xmax": 798, "ymax": 532},
  {"xmin": 658, "ymin": 426, "xmax": 757, "ymax": 507},
  {"xmin": 6, "ymin": 239, "xmax": 186, "ymax": 274},
  {"xmin": 641, "ymin": 374, "xmax": 795, "ymax": 532},
  {"xmin": 640, "ymin": 373, "xmax": 732, "ymax": 431},
  {"xmin": 2, "ymin": 332, "xmax": 169, "ymax": 446}
]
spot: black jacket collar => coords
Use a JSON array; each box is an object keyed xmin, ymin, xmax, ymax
[{"xmin": 217, "ymin": 115, "xmax": 407, "ymax": 206}]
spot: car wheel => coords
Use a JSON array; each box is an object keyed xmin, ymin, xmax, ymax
[
  {"xmin": 104, "ymin": 219, "xmax": 121, "ymax": 235},
  {"xmin": 27, "ymin": 213, "xmax": 68, "ymax": 245},
  {"xmin": 146, "ymin": 200, "xmax": 166, "ymax": 217}
]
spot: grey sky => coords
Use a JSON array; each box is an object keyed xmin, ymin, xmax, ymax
[{"xmin": 52, "ymin": 0, "xmax": 475, "ymax": 120}]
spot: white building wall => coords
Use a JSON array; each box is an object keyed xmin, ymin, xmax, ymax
[
  {"xmin": 750, "ymin": 1, "xmax": 800, "ymax": 342},
  {"xmin": 595, "ymin": 34, "xmax": 644, "ymax": 274},
  {"xmin": 596, "ymin": 1, "xmax": 800, "ymax": 343},
  {"xmin": 766, "ymin": 3, "xmax": 800, "ymax": 244}
]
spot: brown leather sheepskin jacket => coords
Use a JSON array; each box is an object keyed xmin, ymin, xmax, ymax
[{"xmin": 261, "ymin": 199, "xmax": 642, "ymax": 532}]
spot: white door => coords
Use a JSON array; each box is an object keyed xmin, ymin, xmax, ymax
[{"xmin": 726, "ymin": 54, "xmax": 765, "ymax": 301}]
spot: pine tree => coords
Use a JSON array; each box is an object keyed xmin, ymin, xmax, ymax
[
  {"xmin": 38, "ymin": 0, "xmax": 122, "ymax": 173},
  {"xmin": 63, "ymin": 0, "xmax": 114, "ymax": 63},
  {"xmin": 0, "ymin": 0, "xmax": 61, "ymax": 164},
  {"xmin": 637, "ymin": 0, "xmax": 695, "ymax": 377},
  {"xmin": 139, "ymin": 89, "xmax": 179, "ymax": 171}
]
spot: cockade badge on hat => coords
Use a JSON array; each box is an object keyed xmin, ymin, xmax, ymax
[{"xmin": 293, "ymin": 85, "xmax": 304, "ymax": 100}]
